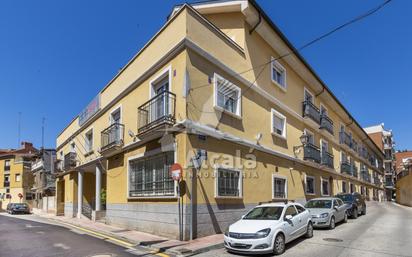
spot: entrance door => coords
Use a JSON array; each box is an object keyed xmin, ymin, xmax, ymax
[{"xmin": 153, "ymin": 77, "xmax": 169, "ymax": 122}]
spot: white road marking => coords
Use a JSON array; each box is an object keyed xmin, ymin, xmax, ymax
[{"xmin": 53, "ymin": 243, "xmax": 71, "ymax": 250}]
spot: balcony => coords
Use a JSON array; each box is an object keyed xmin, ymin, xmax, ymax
[
  {"xmin": 31, "ymin": 159, "xmax": 44, "ymax": 172},
  {"xmin": 320, "ymin": 114, "xmax": 334, "ymax": 135},
  {"xmin": 303, "ymin": 143, "xmax": 321, "ymax": 163},
  {"xmin": 64, "ymin": 152, "xmax": 77, "ymax": 171},
  {"xmin": 100, "ymin": 123, "xmax": 125, "ymax": 155},
  {"xmin": 339, "ymin": 131, "xmax": 352, "ymax": 148},
  {"xmin": 351, "ymin": 165, "xmax": 358, "ymax": 178},
  {"xmin": 385, "ymin": 180, "xmax": 394, "ymax": 188},
  {"xmin": 361, "ymin": 171, "xmax": 371, "ymax": 183},
  {"xmin": 321, "ymin": 151, "xmax": 334, "ymax": 169},
  {"xmin": 341, "ymin": 161, "xmax": 352, "ymax": 175},
  {"xmin": 351, "ymin": 139, "xmax": 358, "ymax": 153},
  {"xmin": 302, "ymin": 101, "xmax": 320, "ymax": 124},
  {"xmin": 3, "ymin": 181, "xmax": 10, "ymax": 187},
  {"xmin": 138, "ymin": 91, "xmax": 176, "ymax": 137}
]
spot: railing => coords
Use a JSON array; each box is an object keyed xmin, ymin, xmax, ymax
[
  {"xmin": 351, "ymin": 139, "xmax": 358, "ymax": 153},
  {"xmin": 3, "ymin": 181, "xmax": 10, "ymax": 187},
  {"xmin": 64, "ymin": 152, "xmax": 77, "ymax": 171},
  {"xmin": 384, "ymin": 180, "xmax": 394, "ymax": 187},
  {"xmin": 100, "ymin": 123, "xmax": 125, "ymax": 152},
  {"xmin": 351, "ymin": 164, "xmax": 358, "ymax": 178},
  {"xmin": 339, "ymin": 131, "xmax": 352, "ymax": 148},
  {"xmin": 303, "ymin": 143, "xmax": 321, "ymax": 163},
  {"xmin": 302, "ymin": 101, "xmax": 320, "ymax": 124},
  {"xmin": 320, "ymin": 114, "xmax": 334, "ymax": 135},
  {"xmin": 360, "ymin": 170, "xmax": 371, "ymax": 182},
  {"xmin": 341, "ymin": 161, "xmax": 352, "ymax": 175},
  {"xmin": 321, "ymin": 151, "xmax": 334, "ymax": 168},
  {"xmin": 138, "ymin": 91, "xmax": 176, "ymax": 135},
  {"xmin": 31, "ymin": 160, "xmax": 44, "ymax": 171}
]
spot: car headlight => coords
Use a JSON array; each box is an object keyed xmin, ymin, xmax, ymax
[
  {"xmin": 320, "ymin": 213, "xmax": 329, "ymax": 218},
  {"xmin": 254, "ymin": 228, "xmax": 271, "ymax": 238}
]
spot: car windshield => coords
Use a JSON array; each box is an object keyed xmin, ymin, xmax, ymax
[
  {"xmin": 337, "ymin": 194, "xmax": 353, "ymax": 202},
  {"xmin": 243, "ymin": 207, "xmax": 283, "ymax": 220},
  {"xmin": 14, "ymin": 204, "xmax": 28, "ymax": 208},
  {"xmin": 305, "ymin": 200, "xmax": 332, "ymax": 209}
]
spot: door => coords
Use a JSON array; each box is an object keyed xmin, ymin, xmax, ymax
[
  {"xmin": 153, "ymin": 77, "xmax": 169, "ymax": 122},
  {"xmin": 282, "ymin": 205, "xmax": 300, "ymax": 242},
  {"xmin": 294, "ymin": 205, "xmax": 308, "ymax": 235},
  {"xmin": 110, "ymin": 109, "xmax": 121, "ymax": 143},
  {"xmin": 321, "ymin": 140, "xmax": 328, "ymax": 162},
  {"xmin": 333, "ymin": 199, "xmax": 343, "ymax": 221}
]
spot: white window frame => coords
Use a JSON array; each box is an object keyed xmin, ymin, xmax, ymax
[
  {"xmin": 321, "ymin": 177, "xmax": 330, "ymax": 196},
  {"xmin": 271, "ymin": 58, "xmax": 287, "ymax": 91},
  {"xmin": 304, "ymin": 87, "xmax": 314, "ymax": 103},
  {"xmin": 110, "ymin": 104, "xmax": 122, "ymax": 124},
  {"xmin": 85, "ymin": 128, "xmax": 94, "ymax": 153},
  {"xmin": 305, "ymin": 175, "xmax": 315, "ymax": 195},
  {"xmin": 126, "ymin": 150, "xmax": 177, "ymax": 199},
  {"xmin": 214, "ymin": 165, "xmax": 243, "ymax": 199},
  {"xmin": 271, "ymin": 109, "xmax": 287, "ymax": 139},
  {"xmin": 272, "ymin": 174, "xmax": 288, "ymax": 199},
  {"xmin": 149, "ymin": 66, "xmax": 172, "ymax": 98},
  {"xmin": 213, "ymin": 73, "xmax": 242, "ymax": 118},
  {"xmin": 15, "ymin": 173, "xmax": 21, "ymax": 182}
]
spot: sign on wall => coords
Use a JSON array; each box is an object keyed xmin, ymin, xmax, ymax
[{"xmin": 78, "ymin": 94, "xmax": 101, "ymax": 126}]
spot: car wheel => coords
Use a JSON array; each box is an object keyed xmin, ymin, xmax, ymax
[
  {"xmin": 343, "ymin": 212, "xmax": 348, "ymax": 223},
  {"xmin": 273, "ymin": 233, "xmax": 285, "ymax": 255},
  {"xmin": 305, "ymin": 222, "xmax": 313, "ymax": 238},
  {"xmin": 352, "ymin": 208, "xmax": 358, "ymax": 219},
  {"xmin": 329, "ymin": 216, "xmax": 335, "ymax": 230}
]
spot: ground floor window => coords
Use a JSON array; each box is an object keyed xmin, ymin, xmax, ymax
[
  {"xmin": 342, "ymin": 181, "xmax": 347, "ymax": 193},
  {"xmin": 305, "ymin": 175, "xmax": 315, "ymax": 195},
  {"xmin": 273, "ymin": 175, "xmax": 287, "ymax": 199},
  {"xmin": 350, "ymin": 183, "xmax": 355, "ymax": 193},
  {"xmin": 25, "ymin": 193, "xmax": 33, "ymax": 200},
  {"xmin": 321, "ymin": 178, "xmax": 330, "ymax": 196},
  {"xmin": 216, "ymin": 168, "xmax": 242, "ymax": 197},
  {"xmin": 361, "ymin": 186, "xmax": 365, "ymax": 195},
  {"xmin": 128, "ymin": 151, "xmax": 174, "ymax": 197}
]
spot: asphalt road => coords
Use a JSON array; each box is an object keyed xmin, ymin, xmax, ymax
[
  {"xmin": 196, "ymin": 202, "xmax": 412, "ymax": 257},
  {"xmin": 0, "ymin": 213, "xmax": 160, "ymax": 257}
]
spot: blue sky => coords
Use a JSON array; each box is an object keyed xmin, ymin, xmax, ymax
[{"xmin": 0, "ymin": 0, "xmax": 409, "ymax": 150}]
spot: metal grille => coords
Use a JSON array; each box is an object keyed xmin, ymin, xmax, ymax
[
  {"xmin": 217, "ymin": 168, "xmax": 240, "ymax": 197},
  {"xmin": 273, "ymin": 177, "xmax": 286, "ymax": 198},
  {"xmin": 129, "ymin": 152, "xmax": 174, "ymax": 197}
]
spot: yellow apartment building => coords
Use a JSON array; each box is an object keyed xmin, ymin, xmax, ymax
[
  {"xmin": 0, "ymin": 142, "xmax": 38, "ymax": 210},
  {"xmin": 55, "ymin": 0, "xmax": 385, "ymax": 240}
]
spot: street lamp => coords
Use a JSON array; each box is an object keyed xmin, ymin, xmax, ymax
[{"xmin": 293, "ymin": 133, "xmax": 310, "ymax": 154}]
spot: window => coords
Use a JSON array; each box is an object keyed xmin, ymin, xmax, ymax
[
  {"xmin": 214, "ymin": 74, "xmax": 241, "ymax": 116},
  {"xmin": 305, "ymin": 175, "xmax": 315, "ymax": 195},
  {"xmin": 333, "ymin": 199, "xmax": 340, "ymax": 207},
  {"xmin": 304, "ymin": 129, "xmax": 315, "ymax": 145},
  {"xmin": 271, "ymin": 59, "xmax": 286, "ymax": 89},
  {"xmin": 128, "ymin": 152, "xmax": 175, "ymax": 197},
  {"xmin": 6, "ymin": 188, "xmax": 10, "ymax": 193},
  {"xmin": 321, "ymin": 139, "xmax": 329, "ymax": 156},
  {"xmin": 304, "ymin": 88, "xmax": 314, "ymax": 103},
  {"xmin": 284, "ymin": 206, "xmax": 297, "ymax": 217},
  {"xmin": 341, "ymin": 151, "xmax": 348, "ymax": 163},
  {"xmin": 85, "ymin": 129, "xmax": 93, "ymax": 153},
  {"xmin": 70, "ymin": 143, "xmax": 76, "ymax": 153},
  {"xmin": 350, "ymin": 183, "xmax": 355, "ymax": 193},
  {"xmin": 25, "ymin": 193, "xmax": 33, "ymax": 200},
  {"xmin": 320, "ymin": 104, "xmax": 328, "ymax": 116},
  {"xmin": 216, "ymin": 168, "xmax": 242, "ymax": 197},
  {"xmin": 15, "ymin": 174, "xmax": 21, "ymax": 182},
  {"xmin": 321, "ymin": 178, "xmax": 330, "ymax": 196},
  {"xmin": 342, "ymin": 181, "xmax": 347, "ymax": 193},
  {"xmin": 4, "ymin": 160, "xmax": 10, "ymax": 167},
  {"xmin": 271, "ymin": 109, "xmax": 287, "ymax": 138},
  {"xmin": 110, "ymin": 107, "xmax": 121, "ymax": 124},
  {"xmin": 272, "ymin": 175, "xmax": 287, "ymax": 199},
  {"xmin": 361, "ymin": 186, "xmax": 365, "ymax": 195},
  {"xmin": 295, "ymin": 205, "xmax": 306, "ymax": 214}
]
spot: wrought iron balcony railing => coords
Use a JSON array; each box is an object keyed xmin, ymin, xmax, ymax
[
  {"xmin": 361, "ymin": 170, "xmax": 371, "ymax": 182},
  {"xmin": 101, "ymin": 123, "xmax": 125, "ymax": 153},
  {"xmin": 64, "ymin": 152, "xmax": 77, "ymax": 171},
  {"xmin": 303, "ymin": 143, "xmax": 321, "ymax": 163},
  {"xmin": 351, "ymin": 164, "xmax": 358, "ymax": 178},
  {"xmin": 341, "ymin": 161, "xmax": 352, "ymax": 175},
  {"xmin": 339, "ymin": 131, "xmax": 352, "ymax": 148},
  {"xmin": 321, "ymin": 151, "xmax": 334, "ymax": 169},
  {"xmin": 138, "ymin": 91, "xmax": 176, "ymax": 136},
  {"xmin": 302, "ymin": 101, "xmax": 320, "ymax": 124},
  {"xmin": 320, "ymin": 114, "xmax": 334, "ymax": 135}
]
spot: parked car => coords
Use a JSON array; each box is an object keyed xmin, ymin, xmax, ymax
[
  {"xmin": 224, "ymin": 202, "xmax": 313, "ymax": 255},
  {"xmin": 336, "ymin": 192, "xmax": 366, "ymax": 219},
  {"xmin": 9, "ymin": 203, "xmax": 30, "ymax": 215},
  {"xmin": 305, "ymin": 197, "xmax": 348, "ymax": 229},
  {"xmin": 6, "ymin": 203, "xmax": 16, "ymax": 214}
]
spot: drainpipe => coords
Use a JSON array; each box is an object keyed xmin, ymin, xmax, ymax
[{"xmin": 249, "ymin": 11, "xmax": 262, "ymax": 34}]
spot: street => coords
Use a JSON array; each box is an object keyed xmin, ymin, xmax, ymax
[
  {"xmin": 0, "ymin": 213, "xmax": 162, "ymax": 257},
  {"xmin": 1, "ymin": 202, "xmax": 411, "ymax": 257},
  {"xmin": 197, "ymin": 202, "xmax": 412, "ymax": 257}
]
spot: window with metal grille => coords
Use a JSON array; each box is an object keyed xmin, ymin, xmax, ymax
[
  {"xmin": 128, "ymin": 152, "xmax": 174, "ymax": 197},
  {"xmin": 217, "ymin": 168, "xmax": 241, "ymax": 197},
  {"xmin": 273, "ymin": 176, "xmax": 287, "ymax": 199},
  {"xmin": 305, "ymin": 176, "xmax": 315, "ymax": 194},
  {"xmin": 321, "ymin": 178, "xmax": 330, "ymax": 196}
]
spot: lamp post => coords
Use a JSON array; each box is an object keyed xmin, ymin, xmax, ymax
[{"xmin": 293, "ymin": 133, "xmax": 310, "ymax": 153}]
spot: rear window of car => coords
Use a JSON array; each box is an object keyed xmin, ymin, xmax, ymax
[
  {"xmin": 14, "ymin": 203, "xmax": 28, "ymax": 208},
  {"xmin": 305, "ymin": 200, "xmax": 332, "ymax": 209},
  {"xmin": 295, "ymin": 205, "xmax": 306, "ymax": 213},
  {"xmin": 337, "ymin": 194, "xmax": 353, "ymax": 202},
  {"xmin": 243, "ymin": 207, "xmax": 284, "ymax": 220}
]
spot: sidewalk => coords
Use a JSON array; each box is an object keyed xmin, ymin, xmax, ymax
[{"xmin": 33, "ymin": 211, "xmax": 223, "ymax": 257}]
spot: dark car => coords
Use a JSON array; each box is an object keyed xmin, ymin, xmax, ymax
[
  {"xmin": 9, "ymin": 203, "xmax": 30, "ymax": 215},
  {"xmin": 336, "ymin": 192, "xmax": 366, "ymax": 219},
  {"xmin": 6, "ymin": 203, "xmax": 16, "ymax": 214}
]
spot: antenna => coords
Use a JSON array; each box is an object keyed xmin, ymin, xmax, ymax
[
  {"xmin": 42, "ymin": 117, "xmax": 45, "ymax": 149},
  {"xmin": 17, "ymin": 112, "xmax": 21, "ymax": 148}
]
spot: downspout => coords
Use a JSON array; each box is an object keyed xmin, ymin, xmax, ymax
[{"xmin": 249, "ymin": 11, "xmax": 262, "ymax": 34}]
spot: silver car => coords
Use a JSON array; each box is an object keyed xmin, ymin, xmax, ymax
[{"xmin": 305, "ymin": 197, "xmax": 348, "ymax": 229}]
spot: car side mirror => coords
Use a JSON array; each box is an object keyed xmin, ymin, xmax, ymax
[
  {"xmin": 333, "ymin": 206, "xmax": 338, "ymax": 210},
  {"xmin": 285, "ymin": 215, "xmax": 293, "ymax": 220}
]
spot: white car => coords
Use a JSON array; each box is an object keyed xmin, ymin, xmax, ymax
[{"xmin": 224, "ymin": 202, "xmax": 313, "ymax": 255}]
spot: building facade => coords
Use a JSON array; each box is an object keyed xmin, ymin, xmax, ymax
[
  {"xmin": 364, "ymin": 124, "xmax": 396, "ymax": 200},
  {"xmin": 55, "ymin": 0, "xmax": 385, "ymax": 240},
  {"xmin": 31, "ymin": 149, "xmax": 57, "ymax": 212},
  {"xmin": 395, "ymin": 154, "xmax": 412, "ymax": 206},
  {"xmin": 0, "ymin": 142, "xmax": 38, "ymax": 210}
]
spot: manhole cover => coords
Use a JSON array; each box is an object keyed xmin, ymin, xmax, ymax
[{"xmin": 323, "ymin": 238, "xmax": 343, "ymax": 242}]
